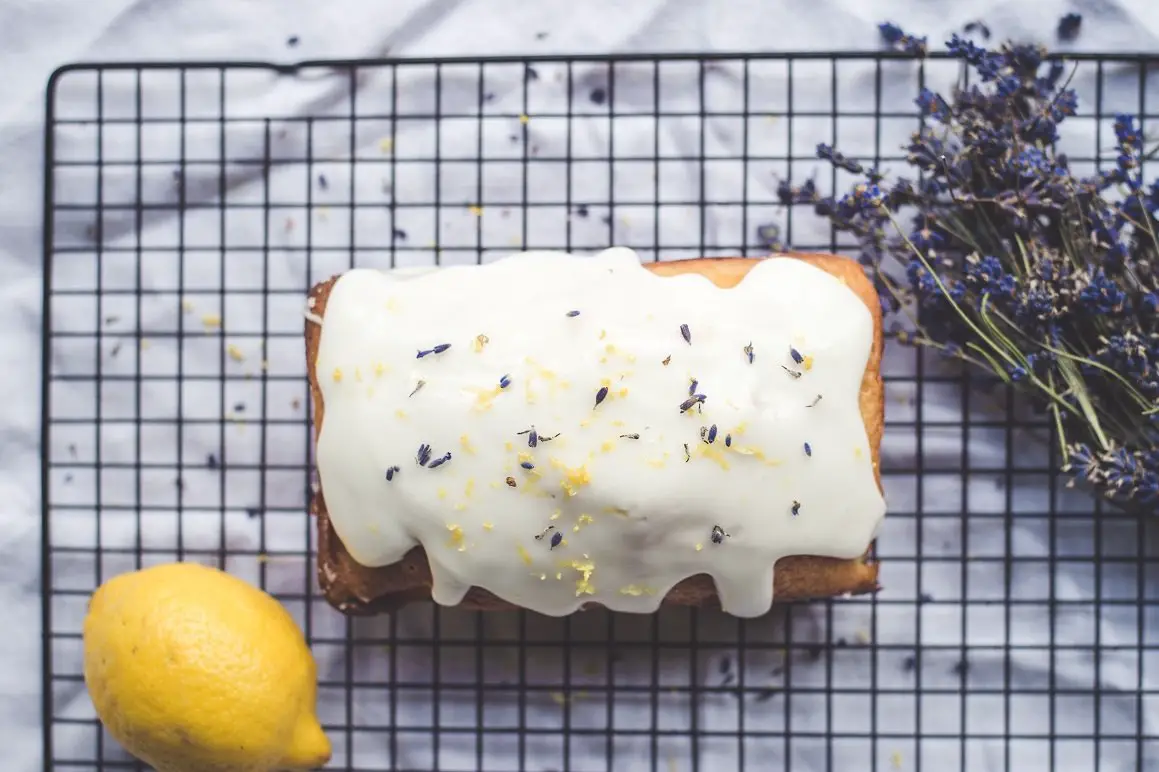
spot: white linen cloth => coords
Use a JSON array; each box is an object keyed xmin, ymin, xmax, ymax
[{"xmin": 7, "ymin": 1, "xmax": 1159, "ymax": 770}]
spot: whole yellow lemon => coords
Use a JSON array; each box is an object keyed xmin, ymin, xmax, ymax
[{"xmin": 83, "ymin": 562, "xmax": 331, "ymax": 772}]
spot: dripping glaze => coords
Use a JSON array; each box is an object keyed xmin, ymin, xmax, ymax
[{"xmin": 312, "ymin": 247, "xmax": 885, "ymax": 617}]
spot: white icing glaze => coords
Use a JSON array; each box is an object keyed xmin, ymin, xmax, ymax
[{"xmin": 312, "ymin": 247, "xmax": 885, "ymax": 617}]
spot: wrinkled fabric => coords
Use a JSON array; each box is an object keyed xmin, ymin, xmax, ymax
[{"xmin": 8, "ymin": 1, "xmax": 1159, "ymax": 770}]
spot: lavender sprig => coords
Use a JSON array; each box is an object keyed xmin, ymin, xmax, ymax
[{"xmin": 806, "ymin": 29, "xmax": 1159, "ymax": 512}]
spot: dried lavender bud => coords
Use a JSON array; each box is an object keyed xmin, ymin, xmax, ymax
[
  {"xmin": 1057, "ymin": 13, "xmax": 1081, "ymax": 42},
  {"xmin": 877, "ymin": 21, "xmax": 928, "ymax": 56}
]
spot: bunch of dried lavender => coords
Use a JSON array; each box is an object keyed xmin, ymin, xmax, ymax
[{"xmin": 787, "ymin": 32, "xmax": 1159, "ymax": 511}]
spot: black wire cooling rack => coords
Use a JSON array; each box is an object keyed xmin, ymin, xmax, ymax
[{"xmin": 41, "ymin": 52, "xmax": 1159, "ymax": 772}]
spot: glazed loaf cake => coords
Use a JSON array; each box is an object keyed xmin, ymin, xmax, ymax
[{"xmin": 305, "ymin": 248, "xmax": 885, "ymax": 617}]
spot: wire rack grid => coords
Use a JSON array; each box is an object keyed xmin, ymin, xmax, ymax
[{"xmin": 41, "ymin": 51, "xmax": 1159, "ymax": 772}]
